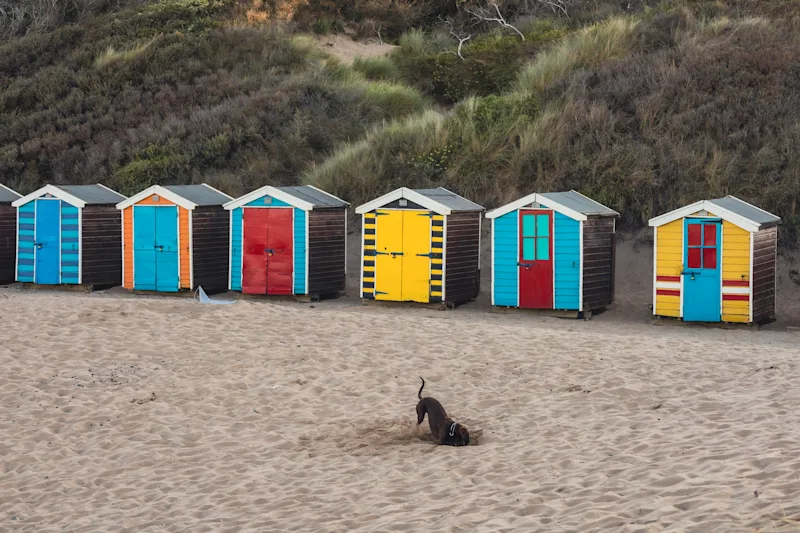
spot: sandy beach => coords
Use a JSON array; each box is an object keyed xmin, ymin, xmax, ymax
[{"xmin": 2, "ymin": 237, "xmax": 800, "ymax": 533}]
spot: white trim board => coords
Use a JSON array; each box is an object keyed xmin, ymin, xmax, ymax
[
  {"xmin": 355, "ymin": 187, "xmax": 478, "ymax": 216},
  {"xmin": 117, "ymin": 185, "xmax": 203, "ymax": 211},
  {"xmin": 13, "ymin": 185, "xmax": 86, "ymax": 209},
  {"xmin": 487, "ymin": 192, "xmax": 592, "ymax": 222},
  {"xmin": 648, "ymin": 197, "xmax": 777, "ymax": 233}
]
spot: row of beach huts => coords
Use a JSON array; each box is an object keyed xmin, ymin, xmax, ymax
[{"xmin": 0, "ymin": 182, "xmax": 780, "ymax": 325}]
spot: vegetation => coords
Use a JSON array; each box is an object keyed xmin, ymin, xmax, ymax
[{"xmin": 2, "ymin": 0, "xmax": 800, "ymax": 245}]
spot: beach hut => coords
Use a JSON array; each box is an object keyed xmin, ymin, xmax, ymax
[
  {"xmin": 355, "ymin": 187, "xmax": 484, "ymax": 306},
  {"xmin": 648, "ymin": 196, "xmax": 780, "ymax": 324},
  {"xmin": 116, "ymin": 184, "xmax": 233, "ymax": 293},
  {"xmin": 223, "ymin": 185, "xmax": 349, "ymax": 298},
  {"xmin": 486, "ymin": 190, "xmax": 619, "ymax": 315},
  {"xmin": 11, "ymin": 184, "xmax": 126, "ymax": 288},
  {"xmin": 1, "ymin": 184, "xmax": 22, "ymax": 284}
]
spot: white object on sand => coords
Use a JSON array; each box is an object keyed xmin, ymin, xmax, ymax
[{"xmin": 194, "ymin": 286, "xmax": 236, "ymax": 305}]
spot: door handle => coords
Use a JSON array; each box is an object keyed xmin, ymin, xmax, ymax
[
  {"xmin": 35, "ymin": 243, "xmax": 43, "ymax": 249},
  {"xmin": 517, "ymin": 262, "xmax": 531, "ymax": 270}
]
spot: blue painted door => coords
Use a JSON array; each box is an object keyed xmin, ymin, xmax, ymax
[
  {"xmin": 134, "ymin": 206, "xmax": 179, "ymax": 292},
  {"xmin": 154, "ymin": 207, "xmax": 179, "ymax": 292},
  {"xmin": 34, "ymin": 199, "xmax": 61, "ymax": 284},
  {"xmin": 682, "ymin": 218, "xmax": 721, "ymax": 322}
]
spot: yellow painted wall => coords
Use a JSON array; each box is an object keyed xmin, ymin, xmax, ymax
[
  {"xmin": 721, "ymin": 220, "xmax": 751, "ymax": 323},
  {"xmin": 655, "ymin": 219, "xmax": 683, "ymax": 317}
]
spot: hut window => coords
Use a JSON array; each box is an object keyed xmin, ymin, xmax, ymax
[
  {"xmin": 151, "ymin": 195, "xmax": 160, "ymax": 202},
  {"xmin": 399, "ymin": 199, "xmax": 408, "ymax": 207},
  {"xmin": 264, "ymin": 197, "xmax": 272, "ymax": 205},
  {"xmin": 521, "ymin": 214, "xmax": 550, "ymax": 261},
  {"xmin": 687, "ymin": 223, "xmax": 717, "ymax": 269}
]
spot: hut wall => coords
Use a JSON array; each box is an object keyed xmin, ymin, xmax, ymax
[
  {"xmin": 16, "ymin": 201, "xmax": 35, "ymax": 282},
  {"xmin": 191, "ymin": 206, "xmax": 230, "ymax": 292},
  {"xmin": 553, "ymin": 212, "xmax": 580, "ymax": 310},
  {"xmin": 361, "ymin": 212, "xmax": 376, "ymax": 299},
  {"xmin": 582, "ymin": 217, "xmax": 615, "ymax": 312},
  {"xmin": 229, "ymin": 207, "xmax": 243, "ymax": 291},
  {"xmin": 122, "ymin": 207, "xmax": 133, "ymax": 289},
  {"xmin": 720, "ymin": 221, "xmax": 751, "ymax": 323},
  {"xmin": 654, "ymin": 219, "xmax": 683, "ymax": 317},
  {"xmin": 492, "ymin": 211, "xmax": 518, "ymax": 307},
  {"xmin": 443, "ymin": 212, "xmax": 479, "ymax": 304},
  {"xmin": 293, "ymin": 208, "xmax": 306, "ymax": 294},
  {"xmin": 82, "ymin": 205, "xmax": 122, "ymax": 287},
  {"xmin": 308, "ymin": 208, "xmax": 346, "ymax": 297},
  {"xmin": 751, "ymin": 226, "xmax": 777, "ymax": 323},
  {"xmin": 59, "ymin": 202, "xmax": 80, "ymax": 285},
  {"xmin": 0, "ymin": 204, "xmax": 16, "ymax": 283}
]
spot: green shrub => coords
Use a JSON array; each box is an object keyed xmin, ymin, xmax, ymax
[{"xmin": 352, "ymin": 56, "xmax": 400, "ymax": 81}]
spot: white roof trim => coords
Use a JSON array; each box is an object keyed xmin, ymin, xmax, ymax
[
  {"xmin": 0, "ymin": 183, "xmax": 21, "ymax": 200},
  {"xmin": 115, "ymin": 185, "xmax": 198, "ymax": 211},
  {"xmin": 224, "ymin": 186, "xmax": 315, "ymax": 211},
  {"xmin": 485, "ymin": 192, "xmax": 588, "ymax": 221},
  {"xmin": 648, "ymin": 199, "xmax": 761, "ymax": 232},
  {"xmin": 305, "ymin": 184, "xmax": 351, "ymax": 206},
  {"xmin": 355, "ymin": 187, "xmax": 452, "ymax": 215},
  {"xmin": 199, "ymin": 183, "xmax": 234, "ymax": 201},
  {"xmin": 12, "ymin": 184, "xmax": 86, "ymax": 209}
]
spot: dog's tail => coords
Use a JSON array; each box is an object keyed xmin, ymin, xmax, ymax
[{"xmin": 418, "ymin": 377, "xmax": 425, "ymax": 399}]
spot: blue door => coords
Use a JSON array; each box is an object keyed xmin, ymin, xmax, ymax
[
  {"xmin": 154, "ymin": 207, "xmax": 179, "ymax": 292},
  {"xmin": 134, "ymin": 206, "xmax": 180, "ymax": 292},
  {"xmin": 34, "ymin": 199, "xmax": 61, "ymax": 285},
  {"xmin": 682, "ymin": 218, "xmax": 721, "ymax": 322}
]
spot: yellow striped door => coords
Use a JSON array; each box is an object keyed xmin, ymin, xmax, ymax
[
  {"xmin": 401, "ymin": 210, "xmax": 431, "ymax": 303},
  {"xmin": 374, "ymin": 210, "xmax": 403, "ymax": 300}
]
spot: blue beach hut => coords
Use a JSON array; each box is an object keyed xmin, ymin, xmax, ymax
[
  {"xmin": 12, "ymin": 184, "xmax": 127, "ymax": 288},
  {"xmin": 486, "ymin": 191, "xmax": 618, "ymax": 316}
]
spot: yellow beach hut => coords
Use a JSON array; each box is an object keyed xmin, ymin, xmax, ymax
[
  {"xmin": 355, "ymin": 187, "xmax": 484, "ymax": 307},
  {"xmin": 648, "ymin": 196, "xmax": 780, "ymax": 324}
]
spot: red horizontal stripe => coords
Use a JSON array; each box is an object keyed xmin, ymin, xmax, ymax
[
  {"xmin": 722, "ymin": 280, "xmax": 750, "ymax": 287},
  {"xmin": 656, "ymin": 289, "xmax": 681, "ymax": 297},
  {"xmin": 656, "ymin": 276, "xmax": 681, "ymax": 282},
  {"xmin": 722, "ymin": 294, "xmax": 749, "ymax": 301}
]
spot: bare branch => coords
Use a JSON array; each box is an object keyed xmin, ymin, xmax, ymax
[
  {"xmin": 440, "ymin": 16, "xmax": 472, "ymax": 60},
  {"xmin": 536, "ymin": 0, "xmax": 572, "ymax": 20},
  {"xmin": 464, "ymin": 1, "xmax": 525, "ymax": 41}
]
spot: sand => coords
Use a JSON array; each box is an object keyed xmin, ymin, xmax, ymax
[{"xmin": 2, "ymin": 238, "xmax": 800, "ymax": 533}]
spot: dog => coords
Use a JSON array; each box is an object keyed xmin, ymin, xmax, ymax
[{"xmin": 416, "ymin": 377, "xmax": 469, "ymax": 446}]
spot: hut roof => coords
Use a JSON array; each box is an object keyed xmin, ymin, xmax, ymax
[
  {"xmin": 486, "ymin": 190, "xmax": 618, "ymax": 221},
  {"xmin": 355, "ymin": 187, "xmax": 483, "ymax": 215},
  {"xmin": 0, "ymin": 184, "xmax": 21, "ymax": 203},
  {"xmin": 224, "ymin": 185, "xmax": 348, "ymax": 211},
  {"xmin": 648, "ymin": 196, "xmax": 780, "ymax": 232},
  {"xmin": 116, "ymin": 184, "xmax": 233, "ymax": 211},
  {"xmin": 13, "ymin": 184, "xmax": 126, "ymax": 209}
]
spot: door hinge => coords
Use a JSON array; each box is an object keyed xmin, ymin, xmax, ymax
[
  {"xmin": 375, "ymin": 251, "xmax": 389, "ymax": 255},
  {"xmin": 375, "ymin": 212, "xmax": 390, "ymax": 216},
  {"xmin": 375, "ymin": 290, "xmax": 389, "ymax": 295},
  {"xmin": 417, "ymin": 253, "xmax": 432, "ymax": 257},
  {"xmin": 418, "ymin": 213, "xmax": 434, "ymax": 217}
]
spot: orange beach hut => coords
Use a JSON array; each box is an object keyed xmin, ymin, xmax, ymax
[{"xmin": 116, "ymin": 184, "xmax": 233, "ymax": 293}]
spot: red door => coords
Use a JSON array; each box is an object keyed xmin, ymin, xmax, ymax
[
  {"xmin": 241, "ymin": 209, "xmax": 293, "ymax": 295},
  {"xmin": 518, "ymin": 210, "xmax": 553, "ymax": 309},
  {"xmin": 265, "ymin": 209, "xmax": 293, "ymax": 295}
]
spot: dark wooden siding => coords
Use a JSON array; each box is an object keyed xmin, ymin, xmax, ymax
[
  {"xmin": 191, "ymin": 206, "xmax": 230, "ymax": 292},
  {"xmin": 0, "ymin": 204, "xmax": 15, "ymax": 284},
  {"xmin": 751, "ymin": 226, "xmax": 777, "ymax": 323},
  {"xmin": 80, "ymin": 205, "xmax": 123, "ymax": 288},
  {"xmin": 582, "ymin": 217, "xmax": 616, "ymax": 312},
  {"xmin": 444, "ymin": 212, "xmax": 481, "ymax": 305},
  {"xmin": 308, "ymin": 208, "xmax": 347, "ymax": 297}
]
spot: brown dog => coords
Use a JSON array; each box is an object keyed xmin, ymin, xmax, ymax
[{"xmin": 416, "ymin": 377, "xmax": 470, "ymax": 446}]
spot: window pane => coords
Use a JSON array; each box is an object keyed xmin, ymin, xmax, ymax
[
  {"xmin": 703, "ymin": 223, "xmax": 717, "ymax": 246},
  {"xmin": 687, "ymin": 224, "xmax": 702, "ymax": 246},
  {"xmin": 522, "ymin": 214, "xmax": 536, "ymax": 237},
  {"xmin": 522, "ymin": 238, "xmax": 535, "ymax": 261},
  {"xmin": 536, "ymin": 238, "xmax": 549, "ymax": 260},
  {"xmin": 536, "ymin": 214, "xmax": 550, "ymax": 237},
  {"xmin": 703, "ymin": 247, "xmax": 717, "ymax": 270},
  {"xmin": 688, "ymin": 247, "xmax": 701, "ymax": 268}
]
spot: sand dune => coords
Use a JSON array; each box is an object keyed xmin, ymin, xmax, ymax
[{"xmin": 2, "ymin": 285, "xmax": 800, "ymax": 533}]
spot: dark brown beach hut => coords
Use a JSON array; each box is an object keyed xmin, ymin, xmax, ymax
[{"xmin": 0, "ymin": 184, "xmax": 21, "ymax": 284}]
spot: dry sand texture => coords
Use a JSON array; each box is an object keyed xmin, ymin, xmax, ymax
[{"xmin": 1, "ymin": 284, "xmax": 800, "ymax": 533}]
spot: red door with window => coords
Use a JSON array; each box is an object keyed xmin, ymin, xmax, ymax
[
  {"xmin": 242, "ymin": 209, "xmax": 293, "ymax": 295},
  {"xmin": 518, "ymin": 210, "xmax": 553, "ymax": 309}
]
